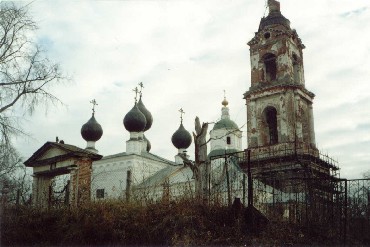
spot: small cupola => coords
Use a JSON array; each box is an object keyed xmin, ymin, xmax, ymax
[
  {"xmin": 172, "ymin": 123, "xmax": 192, "ymax": 150},
  {"xmin": 81, "ymin": 99, "xmax": 103, "ymax": 153},
  {"xmin": 172, "ymin": 108, "xmax": 192, "ymax": 164},
  {"xmin": 124, "ymin": 86, "xmax": 147, "ymax": 155},
  {"xmin": 213, "ymin": 95, "xmax": 238, "ymax": 131},
  {"xmin": 209, "ymin": 93, "xmax": 242, "ymax": 158}
]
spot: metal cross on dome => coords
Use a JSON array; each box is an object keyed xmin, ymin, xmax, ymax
[
  {"xmin": 90, "ymin": 99, "xmax": 98, "ymax": 114},
  {"xmin": 133, "ymin": 87, "xmax": 139, "ymax": 103},
  {"xmin": 138, "ymin": 82, "xmax": 144, "ymax": 97},
  {"xmin": 179, "ymin": 108, "xmax": 185, "ymax": 123}
]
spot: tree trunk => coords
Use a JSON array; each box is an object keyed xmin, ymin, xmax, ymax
[
  {"xmin": 193, "ymin": 117, "xmax": 208, "ymax": 201},
  {"xmin": 178, "ymin": 117, "xmax": 209, "ymax": 203}
]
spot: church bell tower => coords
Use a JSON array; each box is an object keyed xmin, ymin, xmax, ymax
[{"xmin": 245, "ymin": 0, "xmax": 317, "ymax": 151}]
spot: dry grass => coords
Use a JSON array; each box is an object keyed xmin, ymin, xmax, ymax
[{"xmin": 0, "ymin": 200, "xmax": 352, "ymax": 246}]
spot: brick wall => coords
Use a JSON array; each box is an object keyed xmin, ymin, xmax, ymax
[{"xmin": 70, "ymin": 158, "xmax": 92, "ymax": 206}]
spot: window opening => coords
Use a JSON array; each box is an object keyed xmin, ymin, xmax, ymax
[
  {"xmin": 264, "ymin": 54, "xmax": 277, "ymax": 82},
  {"xmin": 265, "ymin": 107, "xmax": 278, "ymax": 144},
  {"xmin": 96, "ymin": 189, "xmax": 105, "ymax": 199},
  {"xmin": 226, "ymin": 136, "xmax": 231, "ymax": 145}
]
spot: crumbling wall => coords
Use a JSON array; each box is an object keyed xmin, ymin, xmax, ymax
[
  {"xmin": 248, "ymin": 26, "xmax": 305, "ymax": 89},
  {"xmin": 70, "ymin": 158, "xmax": 92, "ymax": 206},
  {"xmin": 246, "ymin": 88, "xmax": 315, "ymax": 148}
]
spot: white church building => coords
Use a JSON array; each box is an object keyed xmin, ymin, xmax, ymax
[
  {"xmin": 24, "ymin": 84, "xmax": 243, "ymax": 206},
  {"xmin": 89, "ymin": 90, "xmax": 243, "ymax": 202}
]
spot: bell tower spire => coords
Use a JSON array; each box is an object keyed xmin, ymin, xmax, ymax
[{"xmin": 245, "ymin": 1, "xmax": 316, "ymax": 150}]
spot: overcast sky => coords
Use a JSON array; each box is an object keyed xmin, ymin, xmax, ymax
[{"xmin": 13, "ymin": 0, "xmax": 370, "ymax": 179}]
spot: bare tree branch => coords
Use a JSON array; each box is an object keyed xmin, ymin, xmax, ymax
[
  {"xmin": 0, "ymin": 2, "xmax": 68, "ymax": 195},
  {"xmin": 0, "ymin": 2, "xmax": 67, "ymax": 134}
]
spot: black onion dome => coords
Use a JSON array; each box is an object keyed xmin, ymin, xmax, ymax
[
  {"xmin": 171, "ymin": 123, "xmax": 192, "ymax": 149},
  {"xmin": 144, "ymin": 135, "xmax": 151, "ymax": 152},
  {"xmin": 123, "ymin": 104, "xmax": 147, "ymax": 132},
  {"xmin": 137, "ymin": 97, "xmax": 153, "ymax": 131},
  {"xmin": 81, "ymin": 114, "xmax": 103, "ymax": 142}
]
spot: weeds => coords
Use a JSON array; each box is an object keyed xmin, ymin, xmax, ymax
[{"xmin": 0, "ymin": 199, "xmax": 358, "ymax": 246}]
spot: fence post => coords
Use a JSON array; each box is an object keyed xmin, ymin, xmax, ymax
[
  {"xmin": 344, "ymin": 179, "xmax": 348, "ymax": 245},
  {"xmin": 16, "ymin": 189, "xmax": 20, "ymax": 207},
  {"xmin": 48, "ymin": 185, "xmax": 52, "ymax": 210},
  {"xmin": 243, "ymin": 173, "xmax": 246, "ymax": 205},
  {"xmin": 126, "ymin": 170, "xmax": 132, "ymax": 203},
  {"xmin": 247, "ymin": 149, "xmax": 253, "ymax": 207},
  {"xmin": 65, "ymin": 180, "xmax": 70, "ymax": 206},
  {"xmin": 225, "ymin": 158, "xmax": 231, "ymax": 206}
]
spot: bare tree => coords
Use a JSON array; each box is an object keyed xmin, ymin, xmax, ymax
[
  {"xmin": 179, "ymin": 117, "xmax": 245, "ymax": 202},
  {"xmin": 0, "ymin": 144, "xmax": 32, "ymax": 206},
  {"xmin": 0, "ymin": 2, "xmax": 67, "ymax": 203},
  {"xmin": 179, "ymin": 117, "xmax": 209, "ymax": 201},
  {"xmin": 0, "ymin": 144, "xmax": 22, "ymax": 179},
  {"xmin": 0, "ymin": 2, "xmax": 65, "ymax": 145}
]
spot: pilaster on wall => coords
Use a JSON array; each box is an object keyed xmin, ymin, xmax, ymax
[
  {"xmin": 70, "ymin": 158, "xmax": 92, "ymax": 206},
  {"xmin": 32, "ymin": 176, "xmax": 52, "ymax": 208}
]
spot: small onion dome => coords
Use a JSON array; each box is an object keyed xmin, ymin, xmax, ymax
[
  {"xmin": 144, "ymin": 135, "xmax": 151, "ymax": 152},
  {"xmin": 81, "ymin": 114, "xmax": 103, "ymax": 142},
  {"xmin": 123, "ymin": 104, "xmax": 147, "ymax": 132},
  {"xmin": 137, "ymin": 97, "xmax": 153, "ymax": 131},
  {"xmin": 171, "ymin": 123, "xmax": 192, "ymax": 149},
  {"xmin": 222, "ymin": 98, "xmax": 229, "ymax": 107}
]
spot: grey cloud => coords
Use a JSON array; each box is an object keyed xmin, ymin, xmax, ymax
[{"xmin": 340, "ymin": 7, "xmax": 368, "ymax": 18}]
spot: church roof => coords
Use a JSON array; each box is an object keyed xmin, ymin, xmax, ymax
[
  {"xmin": 208, "ymin": 148, "xmax": 239, "ymax": 158},
  {"xmin": 101, "ymin": 151, "xmax": 176, "ymax": 166},
  {"xmin": 138, "ymin": 151, "xmax": 245, "ymax": 189},
  {"xmin": 258, "ymin": 10, "xmax": 290, "ymax": 31},
  {"xmin": 258, "ymin": 0, "xmax": 291, "ymax": 32},
  {"xmin": 136, "ymin": 165, "xmax": 193, "ymax": 188}
]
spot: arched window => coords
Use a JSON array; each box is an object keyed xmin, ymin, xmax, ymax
[
  {"xmin": 264, "ymin": 106, "xmax": 278, "ymax": 144},
  {"xmin": 263, "ymin": 53, "xmax": 277, "ymax": 82}
]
